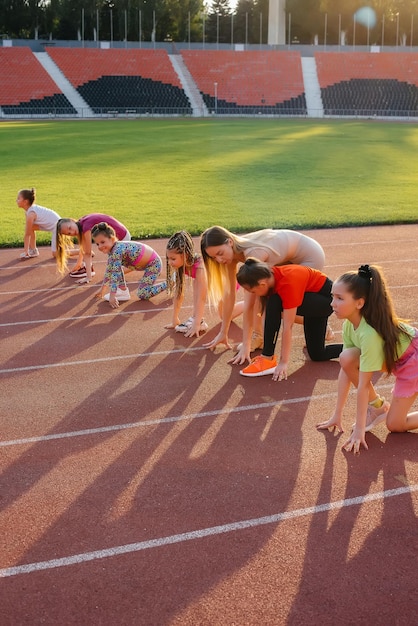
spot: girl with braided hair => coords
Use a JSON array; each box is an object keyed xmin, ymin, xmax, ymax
[
  {"xmin": 165, "ymin": 231, "xmax": 209, "ymax": 337},
  {"xmin": 317, "ymin": 264, "xmax": 418, "ymax": 455}
]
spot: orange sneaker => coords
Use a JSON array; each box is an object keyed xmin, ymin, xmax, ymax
[{"xmin": 240, "ymin": 355, "xmax": 277, "ymax": 377}]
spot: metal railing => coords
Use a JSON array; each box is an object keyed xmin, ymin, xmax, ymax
[{"xmin": 1, "ymin": 106, "xmax": 417, "ymax": 119}]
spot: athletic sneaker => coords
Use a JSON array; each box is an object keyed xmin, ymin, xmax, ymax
[
  {"xmin": 240, "ymin": 355, "xmax": 277, "ymax": 377},
  {"xmin": 175, "ymin": 317, "xmax": 208, "ymax": 333},
  {"xmin": 365, "ymin": 398, "xmax": 390, "ymax": 432},
  {"xmin": 351, "ymin": 397, "xmax": 390, "ymax": 432},
  {"xmin": 20, "ymin": 248, "xmax": 39, "ymax": 259},
  {"xmin": 237, "ymin": 331, "xmax": 264, "ymax": 353},
  {"xmin": 104, "ymin": 288, "xmax": 131, "ymax": 302},
  {"xmin": 69, "ymin": 265, "xmax": 95, "ymax": 278}
]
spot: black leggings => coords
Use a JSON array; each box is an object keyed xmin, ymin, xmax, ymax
[{"xmin": 263, "ymin": 278, "xmax": 343, "ymax": 361}]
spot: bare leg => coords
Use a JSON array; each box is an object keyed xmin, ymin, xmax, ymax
[
  {"xmin": 218, "ymin": 299, "xmax": 245, "ymax": 321},
  {"xmin": 386, "ymin": 394, "xmax": 418, "ymax": 432},
  {"xmin": 339, "ymin": 347, "xmax": 380, "ymax": 403}
]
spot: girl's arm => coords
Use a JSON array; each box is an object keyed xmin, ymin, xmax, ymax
[
  {"xmin": 82, "ymin": 230, "xmax": 94, "ymax": 282},
  {"xmin": 185, "ymin": 266, "xmax": 208, "ymax": 338},
  {"xmin": 342, "ymin": 370, "xmax": 374, "ymax": 454},
  {"xmin": 22, "ymin": 212, "xmax": 37, "ymax": 255},
  {"xmin": 317, "ymin": 367, "xmax": 351, "ymax": 432},
  {"xmin": 272, "ymin": 307, "xmax": 297, "ymax": 381},
  {"xmin": 203, "ymin": 262, "xmax": 237, "ymax": 350},
  {"xmin": 165, "ymin": 292, "xmax": 184, "ymax": 329},
  {"xmin": 95, "ymin": 282, "xmax": 109, "ymax": 299},
  {"xmin": 95, "ymin": 255, "xmax": 123, "ymax": 307},
  {"xmin": 229, "ymin": 290, "xmax": 256, "ymax": 364}
]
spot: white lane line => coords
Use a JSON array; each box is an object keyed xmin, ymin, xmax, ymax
[
  {"xmin": 0, "ymin": 345, "xmax": 206, "ymax": 375},
  {"xmin": 1, "ymin": 484, "xmax": 416, "ymax": 578},
  {"xmin": 0, "ymin": 325, "xmax": 341, "ymax": 374},
  {"xmin": 0, "ymin": 306, "xmax": 177, "ymax": 328},
  {"xmin": 0, "ymin": 385, "xmax": 393, "ymax": 448}
]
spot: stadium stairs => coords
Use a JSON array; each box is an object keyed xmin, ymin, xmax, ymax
[
  {"xmin": 301, "ymin": 57, "xmax": 324, "ymax": 118},
  {"xmin": 34, "ymin": 52, "xmax": 94, "ymax": 117},
  {"xmin": 168, "ymin": 54, "xmax": 208, "ymax": 117}
]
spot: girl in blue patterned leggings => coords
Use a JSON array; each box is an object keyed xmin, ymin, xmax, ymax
[{"xmin": 92, "ymin": 222, "xmax": 166, "ymax": 309}]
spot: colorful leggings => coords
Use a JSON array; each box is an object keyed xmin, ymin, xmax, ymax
[{"xmin": 137, "ymin": 253, "xmax": 167, "ymax": 300}]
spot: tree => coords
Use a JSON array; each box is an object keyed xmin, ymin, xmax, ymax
[
  {"xmin": 0, "ymin": 0, "xmax": 31, "ymax": 38},
  {"xmin": 206, "ymin": 0, "xmax": 232, "ymax": 43},
  {"xmin": 286, "ymin": 0, "xmax": 323, "ymax": 44},
  {"xmin": 234, "ymin": 0, "xmax": 257, "ymax": 44}
]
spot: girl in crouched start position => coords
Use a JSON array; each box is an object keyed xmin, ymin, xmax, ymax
[
  {"xmin": 165, "ymin": 230, "xmax": 209, "ymax": 337},
  {"xmin": 317, "ymin": 264, "xmax": 418, "ymax": 455},
  {"xmin": 237, "ymin": 258, "xmax": 343, "ymax": 380},
  {"xmin": 92, "ymin": 222, "xmax": 166, "ymax": 309}
]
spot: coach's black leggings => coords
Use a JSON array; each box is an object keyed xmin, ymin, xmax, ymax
[{"xmin": 263, "ymin": 278, "xmax": 343, "ymax": 361}]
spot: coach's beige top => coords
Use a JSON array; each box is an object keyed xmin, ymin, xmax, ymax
[{"xmin": 244, "ymin": 229, "xmax": 325, "ymax": 270}]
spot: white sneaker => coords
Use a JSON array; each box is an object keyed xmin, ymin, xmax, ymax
[
  {"xmin": 175, "ymin": 317, "xmax": 208, "ymax": 333},
  {"xmin": 20, "ymin": 248, "xmax": 39, "ymax": 259},
  {"xmin": 104, "ymin": 288, "xmax": 131, "ymax": 302}
]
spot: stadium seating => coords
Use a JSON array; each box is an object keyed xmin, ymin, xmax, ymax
[
  {"xmin": 315, "ymin": 52, "xmax": 418, "ymax": 116},
  {"xmin": 1, "ymin": 47, "xmax": 417, "ymax": 118},
  {"xmin": 181, "ymin": 50, "xmax": 307, "ymax": 115},
  {"xmin": 0, "ymin": 47, "xmax": 76, "ymax": 115},
  {"xmin": 47, "ymin": 48, "xmax": 192, "ymax": 114}
]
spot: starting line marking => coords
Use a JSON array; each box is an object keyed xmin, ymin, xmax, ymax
[
  {"xmin": 0, "ymin": 385, "xmax": 394, "ymax": 448},
  {"xmin": 1, "ymin": 484, "xmax": 417, "ymax": 578}
]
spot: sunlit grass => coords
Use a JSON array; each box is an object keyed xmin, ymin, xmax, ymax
[{"xmin": 1, "ymin": 118, "xmax": 417, "ymax": 246}]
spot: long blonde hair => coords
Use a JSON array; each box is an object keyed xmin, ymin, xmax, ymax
[
  {"xmin": 55, "ymin": 218, "xmax": 81, "ymax": 274},
  {"xmin": 200, "ymin": 225, "xmax": 280, "ymax": 305}
]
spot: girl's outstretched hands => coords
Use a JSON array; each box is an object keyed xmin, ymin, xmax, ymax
[
  {"xmin": 272, "ymin": 362, "xmax": 288, "ymax": 382},
  {"xmin": 184, "ymin": 323, "xmax": 203, "ymax": 338},
  {"xmin": 342, "ymin": 426, "xmax": 368, "ymax": 455},
  {"xmin": 203, "ymin": 331, "xmax": 232, "ymax": 351},
  {"xmin": 108, "ymin": 293, "xmax": 119, "ymax": 309},
  {"xmin": 228, "ymin": 346, "xmax": 251, "ymax": 366},
  {"xmin": 164, "ymin": 319, "xmax": 179, "ymax": 329},
  {"xmin": 316, "ymin": 414, "xmax": 344, "ymax": 433}
]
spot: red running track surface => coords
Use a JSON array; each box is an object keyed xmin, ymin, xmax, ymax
[{"xmin": 0, "ymin": 225, "xmax": 417, "ymax": 625}]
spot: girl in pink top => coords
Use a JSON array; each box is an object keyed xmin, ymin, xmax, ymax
[
  {"xmin": 56, "ymin": 213, "xmax": 130, "ymax": 283},
  {"xmin": 165, "ymin": 231, "xmax": 243, "ymax": 338},
  {"xmin": 165, "ymin": 231, "xmax": 208, "ymax": 337}
]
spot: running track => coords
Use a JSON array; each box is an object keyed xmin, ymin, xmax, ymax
[{"xmin": 1, "ymin": 225, "xmax": 417, "ymax": 625}]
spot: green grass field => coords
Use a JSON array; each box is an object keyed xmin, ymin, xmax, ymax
[{"xmin": 1, "ymin": 118, "xmax": 417, "ymax": 247}]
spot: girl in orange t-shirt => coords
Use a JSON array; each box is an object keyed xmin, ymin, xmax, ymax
[{"xmin": 237, "ymin": 258, "xmax": 342, "ymax": 380}]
